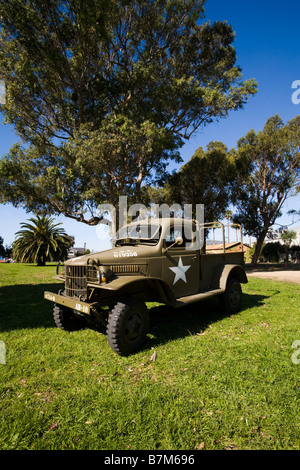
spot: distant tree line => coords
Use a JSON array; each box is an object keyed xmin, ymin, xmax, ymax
[
  {"xmin": 153, "ymin": 115, "xmax": 300, "ymax": 264},
  {"xmin": 249, "ymin": 229, "xmax": 300, "ymax": 263},
  {"xmin": 254, "ymin": 243, "xmax": 300, "ymax": 264},
  {"xmin": 0, "ymin": 236, "xmax": 12, "ymax": 258}
]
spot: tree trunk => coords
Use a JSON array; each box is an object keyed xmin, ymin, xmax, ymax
[
  {"xmin": 251, "ymin": 229, "xmax": 268, "ymax": 265},
  {"xmin": 37, "ymin": 253, "xmax": 46, "ymax": 266}
]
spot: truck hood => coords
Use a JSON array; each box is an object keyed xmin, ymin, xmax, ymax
[{"xmin": 65, "ymin": 244, "xmax": 155, "ymax": 266}]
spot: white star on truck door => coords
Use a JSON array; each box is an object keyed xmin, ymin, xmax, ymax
[{"xmin": 169, "ymin": 257, "xmax": 191, "ymax": 285}]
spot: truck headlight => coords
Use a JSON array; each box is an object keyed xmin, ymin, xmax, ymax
[
  {"xmin": 96, "ymin": 269, "xmax": 106, "ymax": 283},
  {"xmin": 99, "ymin": 268, "xmax": 107, "ymax": 283}
]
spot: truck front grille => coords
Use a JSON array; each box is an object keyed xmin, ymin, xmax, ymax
[
  {"xmin": 87, "ymin": 265, "xmax": 98, "ymax": 283},
  {"xmin": 65, "ymin": 265, "xmax": 87, "ymax": 298}
]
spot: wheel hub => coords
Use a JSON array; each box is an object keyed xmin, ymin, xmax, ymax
[
  {"xmin": 229, "ymin": 286, "xmax": 240, "ymax": 306},
  {"xmin": 125, "ymin": 312, "xmax": 142, "ymax": 341}
]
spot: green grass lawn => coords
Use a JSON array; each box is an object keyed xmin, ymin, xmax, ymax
[{"xmin": 0, "ymin": 263, "xmax": 300, "ymax": 450}]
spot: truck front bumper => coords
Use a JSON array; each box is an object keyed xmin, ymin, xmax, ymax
[{"xmin": 44, "ymin": 291, "xmax": 91, "ymax": 315}]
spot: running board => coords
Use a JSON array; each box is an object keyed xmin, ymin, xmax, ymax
[{"xmin": 174, "ymin": 288, "xmax": 224, "ymax": 308}]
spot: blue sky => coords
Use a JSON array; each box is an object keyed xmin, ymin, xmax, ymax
[{"xmin": 0, "ymin": 0, "xmax": 299, "ymax": 251}]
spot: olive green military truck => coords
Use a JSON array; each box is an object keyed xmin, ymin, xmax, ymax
[{"xmin": 44, "ymin": 218, "xmax": 247, "ymax": 355}]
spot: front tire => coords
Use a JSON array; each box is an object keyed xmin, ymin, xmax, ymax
[
  {"xmin": 53, "ymin": 304, "xmax": 86, "ymax": 331},
  {"xmin": 107, "ymin": 299, "xmax": 149, "ymax": 355}
]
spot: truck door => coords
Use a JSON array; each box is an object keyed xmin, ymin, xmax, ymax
[{"xmin": 162, "ymin": 221, "xmax": 199, "ymax": 298}]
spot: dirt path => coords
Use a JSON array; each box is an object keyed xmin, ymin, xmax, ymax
[{"xmin": 246, "ymin": 269, "xmax": 300, "ymax": 284}]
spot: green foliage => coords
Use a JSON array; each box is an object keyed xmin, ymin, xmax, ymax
[
  {"xmin": 68, "ymin": 116, "xmax": 182, "ymax": 211},
  {"xmin": 290, "ymin": 245, "xmax": 300, "ymax": 263},
  {"xmin": 12, "ymin": 215, "xmax": 74, "ymax": 265},
  {"xmin": 0, "ymin": 236, "xmax": 5, "ymax": 257},
  {"xmin": 281, "ymin": 230, "xmax": 297, "ymax": 248},
  {"xmin": 0, "ymin": 236, "xmax": 12, "ymax": 258},
  {"xmin": 161, "ymin": 141, "xmax": 236, "ymax": 221},
  {"xmin": 232, "ymin": 114, "xmax": 300, "ymax": 264},
  {"xmin": 262, "ymin": 242, "xmax": 286, "ymax": 263},
  {"xmin": 0, "ymin": 0, "xmax": 257, "ymax": 225}
]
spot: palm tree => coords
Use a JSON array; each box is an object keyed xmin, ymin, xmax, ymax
[{"xmin": 12, "ymin": 215, "xmax": 74, "ymax": 266}]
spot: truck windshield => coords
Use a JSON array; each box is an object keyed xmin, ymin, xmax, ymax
[{"xmin": 114, "ymin": 221, "xmax": 161, "ymax": 246}]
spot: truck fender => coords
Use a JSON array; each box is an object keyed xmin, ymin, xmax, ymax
[
  {"xmin": 213, "ymin": 264, "xmax": 248, "ymax": 291},
  {"xmin": 96, "ymin": 276, "xmax": 177, "ymax": 306}
]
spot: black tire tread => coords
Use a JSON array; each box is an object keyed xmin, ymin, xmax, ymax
[
  {"xmin": 53, "ymin": 303, "xmax": 86, "ymax": 331},
  {"xmin": 107, "ymin": 299, "xmax": 149, "ymax": 355},
  {"xmin": 220, "ymin": 276, "xmax": 242, "ymax": 314}
]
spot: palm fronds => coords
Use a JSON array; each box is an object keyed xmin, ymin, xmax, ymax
[{"xmin": 12, "ymin": 215, "xmax": 73, "ymax": 265}]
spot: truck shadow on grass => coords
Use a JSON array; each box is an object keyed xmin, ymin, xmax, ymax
[
  {"xmin": 144, "ymin": 292, "xmax": 269, "ymax": 350},
  {"xmin": 0, "ymin": 282, "xmax": 268, "ymax": 353},
  {"xmin": 0, "ymin": 282, "xmax": 65, "ymax": 332}
]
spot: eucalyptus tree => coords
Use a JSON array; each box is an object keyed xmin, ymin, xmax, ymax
[
  {"xmin": 0, "ymin": 0, "xmax": 257, "ymax": 228},
  {"xmin": 164, "ymin": 141, "xmax": 237, "ymax": 223},
  {"xmin": 232, "ymin": 115, "xmax": 300, "ymax": 265}
]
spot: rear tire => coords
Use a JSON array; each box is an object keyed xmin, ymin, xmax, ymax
[
  {"xmin": 220, "ymin": 277, "xmax": 242, "ymax": 314},
  {"xmin": 107, "ymin": 299, "xmax": 149, "ymax": 355},
  {"xmin": 53, "ymin": 304, "xmax": 86, "ymax": 331}
]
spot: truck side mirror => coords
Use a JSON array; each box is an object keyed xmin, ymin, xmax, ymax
[
  {"xmin": 175, "ymin": 236, "xmax": 183, "ymax": 246},
  {"xmin": 163, "ymin": 236, "xmax": 184, "ymax": 253}
]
